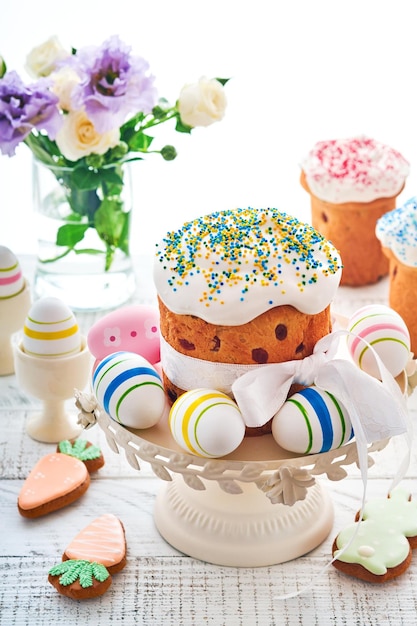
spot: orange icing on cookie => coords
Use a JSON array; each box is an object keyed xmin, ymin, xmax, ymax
[
  {"xmin": 18, "ymin": 453, "xmax": 88, "ymax": 510},
  {"xmin": 64, "ymin": 514, "xmax": 125, "ymax": 567}
]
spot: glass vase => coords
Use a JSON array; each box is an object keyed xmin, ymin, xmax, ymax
[{"xmin": 32, "ymin": 158, "xmax": 136, "ymax": 311}]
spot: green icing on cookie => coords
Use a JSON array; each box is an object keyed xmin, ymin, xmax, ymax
[
  {"xmin": 49, "ymin": 560, "xmax": 109, "ymax": 588},
  {"xmin": 334, "ymin": 488, "xmax": 417, "ymax": 575},
  {"xmin": 59, "ymin": 439, "xmax": 101, "ymax": 461}
]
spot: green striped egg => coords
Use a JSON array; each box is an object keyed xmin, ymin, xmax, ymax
[
  {"xmin": 347, "ymin": 304, "xmax": 410, "ymax": 378},
  {"xmin": 169, "ymin": 388, "xmax": 245, "ymax": 458},
  {"xmin": 22, "ymin": 297, "xmax": 81, "ymax": 357},
  {"xmin": 271, "ymin": 386, "xmax": 353, "ymax": 455},
  {"xmin": 92, "ymin": 351, "xmax": 166, "ymax": 429}
]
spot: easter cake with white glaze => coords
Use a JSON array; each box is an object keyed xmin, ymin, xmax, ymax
[
  {"xmin": 376, "ymin": 196, "xmax": 417, "ymax": 355},
  {"xmin": 153, "ymin": 207, "xmax": 343, "ymax": 435},
  {"xmin": 300, "ymin": 136, "xmax": 409, "ymax": 286}
]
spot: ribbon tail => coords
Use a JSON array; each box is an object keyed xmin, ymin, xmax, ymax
[
  {"xmin": 232, "ymin": 363, "xmax": 295, "ymax": 428},
  {"xmin": 315, "ymin": 359, "xmax": 408, "ymax": 443}
]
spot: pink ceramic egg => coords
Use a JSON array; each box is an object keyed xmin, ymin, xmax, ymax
[
  {"xmin": 0, "ymin": 246, "xmax": 25, "ymax": 298},
  {"xmin": 87, "ymin": 305, "xmax": 160, "ymax": 366}
]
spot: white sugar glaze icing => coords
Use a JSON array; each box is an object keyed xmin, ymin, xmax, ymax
[
  {"xmin": 153, "ymin": 207, "xmax": 342, "ymax": 325},
  {"xmin": 301, "ymin": 136, "xmax": 409, "ymax": 204},
  {"xmin": 376, "ymin": 196, "xmax": 417, "ymax": 267}
]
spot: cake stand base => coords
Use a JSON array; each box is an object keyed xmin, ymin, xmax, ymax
[{"xmin": 154, "ymin": 475, "xmax": 334, "ymax": 567}]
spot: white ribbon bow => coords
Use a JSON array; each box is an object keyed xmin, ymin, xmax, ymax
[{"xmin": 232, "ymin": 329, "xmax": 408, "ymax": 445}]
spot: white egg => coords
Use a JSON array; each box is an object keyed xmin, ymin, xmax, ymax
[
  {"xmin": 22, "ymin": 297, "xmax": 81, "ymax": 357},
  {"xmin": 0, "ymin": 245, "xmax": 25, "ymax": 298},
  {"xmin": 347, "ymin": 304, "xmax": 410, "ymax": 378},
  {"xmin": 169, "ymin": 388, "xmax": 245, "ymax": 458},
  {"xmin": 271, "ymin": 386, "xmax": 353, "ymax": 455},
  {"xmin": 92, "ymin": 351, "xmax": 166, "ymax": 429}
]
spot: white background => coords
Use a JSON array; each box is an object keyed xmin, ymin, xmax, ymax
[{"xmin": 1, "ymin": 0, "xmax": 417, "ymax": 256}]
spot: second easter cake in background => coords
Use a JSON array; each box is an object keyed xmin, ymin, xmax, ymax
[
  {"xmin": 376, "ymin": 196, "xmax": 417, "ymax": 355},
  {"xmin": 300, "ymin": 136, "xmax": 409, "ymax": 286}
]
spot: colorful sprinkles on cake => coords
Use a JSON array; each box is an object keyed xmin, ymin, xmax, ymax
[
  {"xmin": 155, "ymin": 208, "xmax": 341, "ymax": 323},
  {"xmin": 376, "ymin": 197, "xmax": 417, "ymax": 267},
  {"xmin": 302, "ymin": 136, "xmax": 409, "ymax": 204}
]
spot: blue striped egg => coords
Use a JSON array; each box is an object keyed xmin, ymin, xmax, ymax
[
  {"xmin": 169, "ymin": 388, "xmax": 245, "ymax": 458},
  {"xmin": 0, "ymin": 246, "xmax": 25, "ymax": 298},
  {"xmin": 271, "ymin": 386, "xmax": 353, "ymax": 455},
  {"xmin": 92, "ymin": 351, "xmax": 166, "ymax": 429},
  {"xmin": 347, "ymin": 304, "xmax": 410, "ymax": 378},
  {"xmin": 22, "ymin": 297, "xmax": 81, "ymax": 357}
]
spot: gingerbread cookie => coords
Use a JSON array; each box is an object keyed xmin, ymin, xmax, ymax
[
  {"xmin": 48, "ymin": 514, "xmax": 126, "ymax": 599},
  {"xmin": 18, "ymin": 453, "xmax": 90, "ymax": 518},
  {"xmin": 48, "ymin": 560, "xmax": 111, "ymax": 600},
  {"xmin": 332, "ymin": 488, "xmax": 417, "ymax": 583},
  {"xmin": 57, "ymin": 439, "xmax": 105, "ymax": 473}
]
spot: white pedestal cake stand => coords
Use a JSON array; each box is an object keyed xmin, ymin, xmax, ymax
[{"xmin": 78, "ymin": 397, "xmax": 393, "ymax": 568}]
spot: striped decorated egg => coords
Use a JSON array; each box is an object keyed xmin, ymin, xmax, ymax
[
  {"xmin": 271, "ymin": 386, "xmax": 353, "ymax": 455},
  {"xmin": 0, "ymin": 246, "xmax": 25, "ymax": 298},
  {"xmin": 347, "ymin": 304, "xmax": 410, "ymax": 378},
  {"xmin": 22, "ymin": 297, "xmax": 81, "ymax": 357},
  {"xmin": 92, "ymin": 351, "xmax": 165, "ymax": 429},
  {"xmin": 169, "ymin": 388, "xmax": 245, "ymax": 458}
]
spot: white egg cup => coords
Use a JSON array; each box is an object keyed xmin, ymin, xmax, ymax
[
  {"xmin": 13, "ymin": 336, "xmax": 92, "ymax": 443},
  {"xmin": 0, "ymin": 281, "xmax": 31, "ymax": 376}
]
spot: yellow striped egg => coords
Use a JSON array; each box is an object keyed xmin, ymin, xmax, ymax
[
  {"xmin": 169, "ymin": 388, "xmax": 245, "ymax": 458},
  {"xmin": 92, "ymin": 351, "xmax": 166, "ymax": 429},
  {"xmin": 347, "ymin": 304, "xmax": 410, "ymax": 378},
  {"xmin": 0, "ymin": 246, "xmax": 25, "ymax": 298},
  {"xmin": 22, "ymin": 297, "xmax": 81, "ymax": 357},
  {"xmin": 271, "ymin": 386, "xmax": 353, "ymax": 455}
]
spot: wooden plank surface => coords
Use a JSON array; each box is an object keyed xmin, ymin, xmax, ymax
[{"xmin": 1, "ymin": 257, "xmax": 417, "ymax": 625}]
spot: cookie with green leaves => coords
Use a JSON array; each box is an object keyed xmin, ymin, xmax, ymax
[
  {"xmin": 57, "ymin": 439, "xmax": 105, "ymax": 473},
  {"xmin": 48, "ymin": 513, "xmax": 126, "ymax": 600},
  {"xmin": 48, "ymin": 560, "xmax": 112, "ymax": 600}
]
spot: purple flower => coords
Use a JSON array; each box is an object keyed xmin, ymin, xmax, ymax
[
  {"xmin": 70, "ymin": 35, "xmax": 157, "ymax": 133},
  {"xmin": 0, "ymin": 71, "xmax": 62, "ymax": 156}
]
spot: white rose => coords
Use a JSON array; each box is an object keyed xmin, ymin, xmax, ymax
[
  {"xmin": 178, "ymin": 77, "xmax": 227, "ymax": 128},
  {"xmin": 50, "ymin": 67, "xmax": 81, "ymax": 111},
  {"xmin": 25, "ymin": 36, "xmax": 70, "ymax": 78},
  {"xmin": 55, "ymin": 110, "xmax": 120, "ymax": 161}
]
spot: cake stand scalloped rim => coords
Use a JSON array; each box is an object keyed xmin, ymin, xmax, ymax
[{"xmin": 88, "ymin": 404, "xmax": 390, "ymax": 507}]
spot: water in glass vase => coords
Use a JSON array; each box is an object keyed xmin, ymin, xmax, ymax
[{"xmin": 32, "ymin": 159, "xmax": 136, "ymax": 311}]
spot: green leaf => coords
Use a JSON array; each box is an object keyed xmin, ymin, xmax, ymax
[
  {"xmin": 175, "ymin": 117, "xmax": 193, "ymax": 134},
  {"xmin": 94, "ymin": 199, "xmax": 127, "ymax": 243},
  {"xmin": 59, "ymin": 438, "xmax": 101, "ymax": 461},
  {"xmin": 71, "ymin": 167, "xmax": 101, "ymax": 191},
  {"xmin": 128, "ymin": 132, "xmax": 154, "ymax": 152},
  {"xmin": 49, "ymin": 560, "xmax": 109, "ymax": 587},
  {"xmin": 58, "ymin": 440, "xmax": 73, "ymax": 456},
  {"xmin": 91, "ymin": 562, "xmax": 110, "ymax": 582},
  {"xmin": 56, "ymin": 223, "xmax": 89, "ymax": 247},
  {"xmin": 215, "ymin": 77, "xmax": 230, "ymax": 86},
  {"xmin": 100, "ymin": 168, "xmax": 123, "ymax": 186}
]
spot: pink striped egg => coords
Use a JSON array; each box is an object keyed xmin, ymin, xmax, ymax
[
  {"xmin": 92, "ymin": 351, "xmax": 166, "ymax": 429},
  {"xmin": 347, "ymin": 304, "xmax": 410, "ymax": 378},
  {"xmin": 271, "ymin": 386, "xmax": 353, "ymax": 455},
  {"xmin": 22, "ymin": 297, "xmax": 81, "ymax": 357},
  {"xmin": 0, "ymin": 246, "xmax": 24, "ymax": 298},
  {"xmin": 169, "ymin": 388, "xmax": 245, "ymax": 458}
]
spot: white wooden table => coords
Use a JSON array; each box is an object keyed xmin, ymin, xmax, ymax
[{"xmin": 1, "ymin": 256, "xmax": 417, "ymax": 626}]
